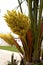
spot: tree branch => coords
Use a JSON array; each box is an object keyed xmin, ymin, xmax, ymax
[
  {"xmin": 14, "ymin": 0, "xmax": 25, "ymax": 10},
  {"xmin": 18, "ymin": 0, "xmax": 23, "ymax": 13}
]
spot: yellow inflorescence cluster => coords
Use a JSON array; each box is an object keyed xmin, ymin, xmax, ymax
[{"xmin": 3, "ymin": 10, "xmax": 30, "ymax": 36}]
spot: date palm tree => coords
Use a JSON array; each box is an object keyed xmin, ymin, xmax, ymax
[{"xmin": 0, "ymin": 0, "xmax": 43, "ymax": 65}]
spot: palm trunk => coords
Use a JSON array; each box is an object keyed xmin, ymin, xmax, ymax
[
  {"xmin": 32, "ymin": 0, "xmax": 43, "ymax": 62},
  {"xmin": 28, "ymin": 0, "xmax": 43, "ymax": 63}
]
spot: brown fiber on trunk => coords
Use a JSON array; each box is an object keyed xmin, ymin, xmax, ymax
[{"xmin": 26, "ymin": 29, "xmax": 33, "ymax": 62}]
